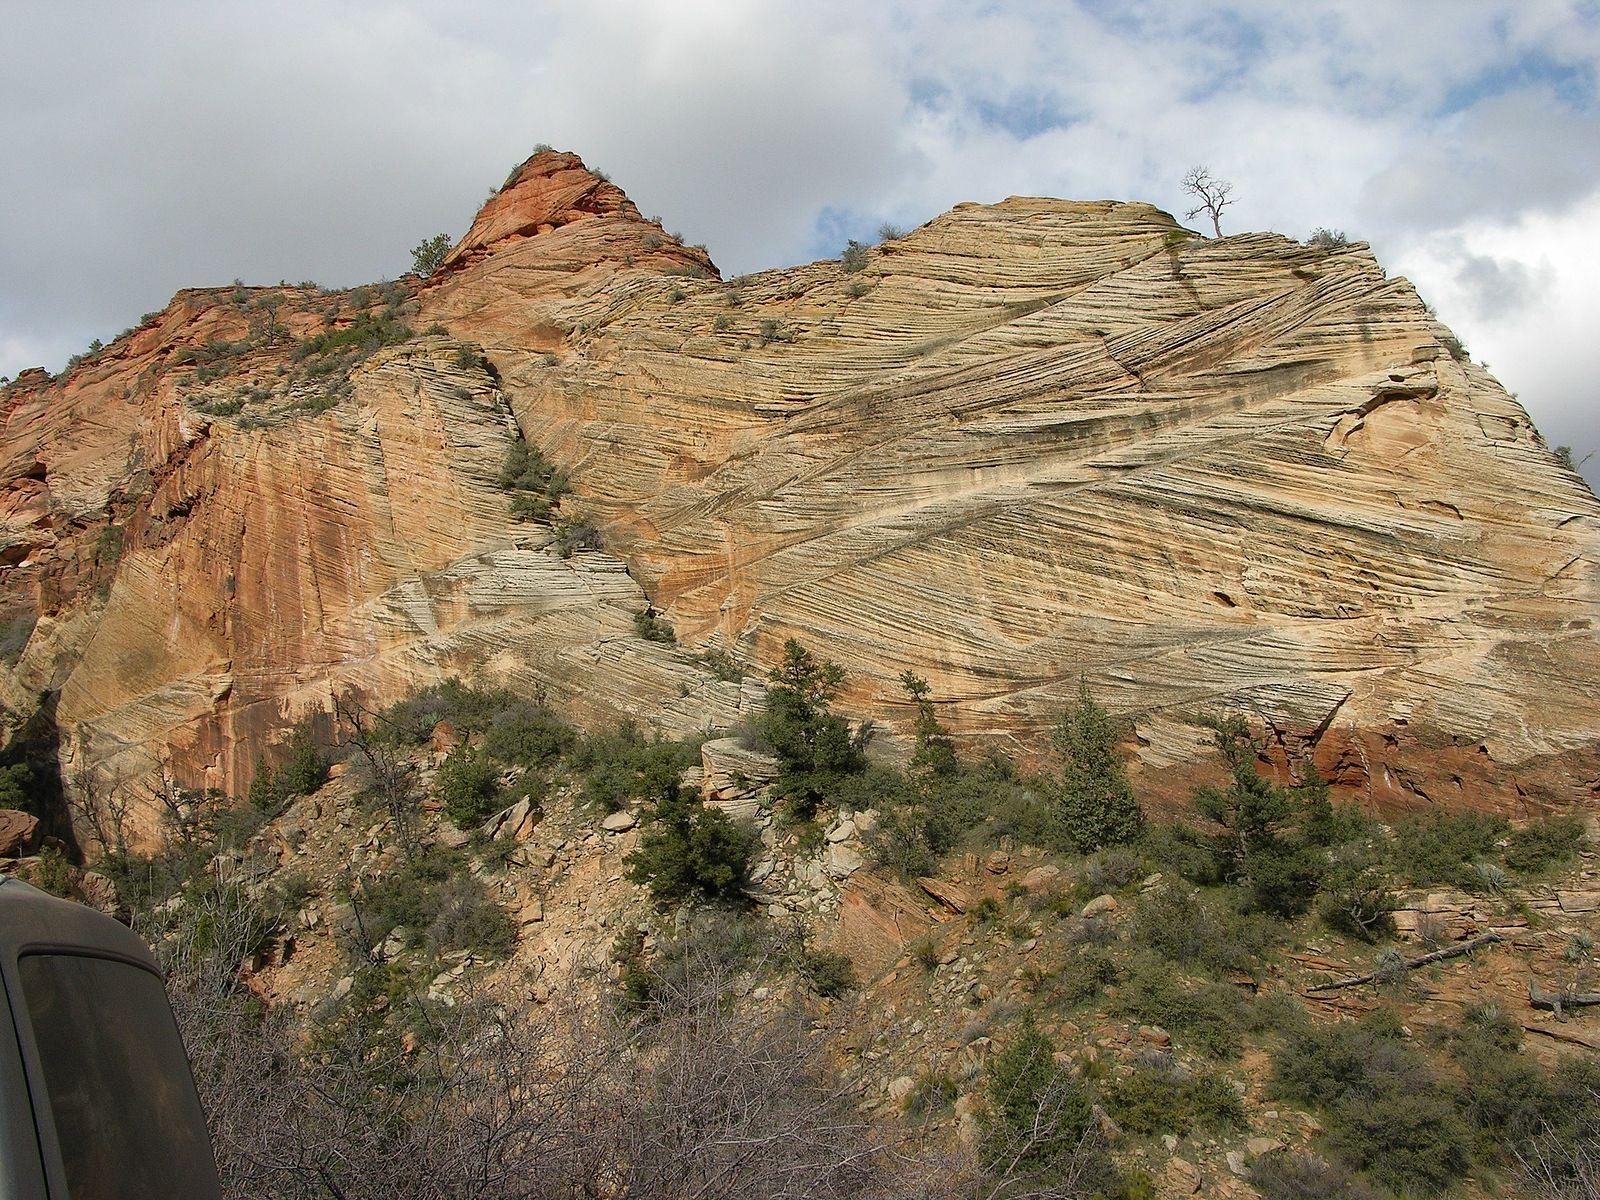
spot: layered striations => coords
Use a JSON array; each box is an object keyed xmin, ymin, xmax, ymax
[{"xmin": 3, "ymin": 149, "xmax": 1597, "ymax": 824}]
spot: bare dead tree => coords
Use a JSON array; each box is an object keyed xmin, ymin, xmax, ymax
[
  {"xmin": 334, "ymin": 691, "xmax": 421, "ymax": 858},
  {"xmin": 1515, "ymin": 1096, "xmax": 1600, "ymax": 1200},
  {"xmin": 66, "ymin": 755, "xmax": 134, "ymax": 864},
  {"xmin": 149, "ymin": 754, "xmax": 214, "ymax": 853},
  {"xmin": 1181, "ymin": 166, "xmax": 1234, "ymax": 237},
  {"xmin": 161, "ymin": 884, "xmax": 1001, "ymax": 1200}
]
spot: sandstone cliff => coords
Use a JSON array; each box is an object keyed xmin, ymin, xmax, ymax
[{"xmin": 3, "ymin": 148, "xmax": 1597, "ymax": 822}]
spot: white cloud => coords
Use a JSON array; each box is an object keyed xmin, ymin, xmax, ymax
[{"xmin": 1394, "ymin": 193, "xmax": 1600, "ymax": 463}]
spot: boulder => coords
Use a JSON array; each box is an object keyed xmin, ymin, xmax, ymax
[
  {"xmin": 700, "ymin": 737, "xmax": 780, "ymax": 804},
  {"xmin": 435, "ymin": 823, "xmax": 471, "ymax": 850},
  {"xmin": 482, "ymin": 796, "xmax": 538, "ymax": 842},
  {"xmin": 601, "ymin": 810, "xmax": 637, "ymax": 833},
  {"xmin": 1081, "ymin": 894, "xmax": 1118, "ymax": 918},
  {"xmin": 0, "ymin": 810, "xmax": 39, "ymax": 857},
  {"xmin": 1162, "ymin": 1157, "xmax": 1201, "ymax": 1195},
  {"xmin": 825, "ymin": 841, "xmax": 865, "ymax": 880},
  {"xmin": 1021, "ymin": 865, "xmax": 1062, "ymax": 893},
  {"xmin": 918, "ymin": 877, "xmax": 974, "ymax": 914}
]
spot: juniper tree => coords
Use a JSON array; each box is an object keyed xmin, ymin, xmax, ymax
[
  {"xmin": 409, "ymin": 232, "xmax": 452, "ymax": 278},
  {"xmin": 901, "ymin": 671, "xmax": 957, "ymax": 777},
  {"xmin": 1051, "ymin": 678, "xmax": 1144, "ymax": 852},
  {"xmin": 758, "ymin": 640, "xmax": 866, "ymax": 819}
]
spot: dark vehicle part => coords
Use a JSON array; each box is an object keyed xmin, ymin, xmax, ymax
[{"xmin": 0, "ymin": 878, "xmax": 221, "ymax": 1199}]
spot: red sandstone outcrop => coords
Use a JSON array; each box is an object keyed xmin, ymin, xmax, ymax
[{"xmin": 3, "ymin": 148, "xmax": 1597, "ymax": 824}]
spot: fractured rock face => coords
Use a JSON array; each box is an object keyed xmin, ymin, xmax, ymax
[{"xmin": 3, "ymin": 147, "xmax": 1598, "ymax": 827}]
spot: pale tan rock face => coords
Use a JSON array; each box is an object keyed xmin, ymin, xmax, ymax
[{"xmin": 3, "ymin": 150, "xmax": 1597, "ymax": 823}]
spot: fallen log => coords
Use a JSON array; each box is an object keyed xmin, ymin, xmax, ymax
[
  {"xmin": 1305, "ymin": 932, "xmax": 1503, "ymax": 994},
  {"xmin": 1529, "ymin": 979, "xmax": 1600, "ymax": 1020}
]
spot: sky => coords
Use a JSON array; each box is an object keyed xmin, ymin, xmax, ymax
[{"xmin": 2, "ymin": 0, "xmax": 1596, "ymax": 488}]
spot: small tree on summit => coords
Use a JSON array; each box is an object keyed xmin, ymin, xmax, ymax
[
  {"xmin": 1181, "ymin": 166, "xmax": 1234, "ymax": 237},
  {"xmin": 410, "ymin": 233, "xmax": 453, "ymax": 278}
]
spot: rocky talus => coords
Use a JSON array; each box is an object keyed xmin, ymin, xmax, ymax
[{"xmin": 3, "ymin": 149, "xmax": 1597, "ymax": 819}]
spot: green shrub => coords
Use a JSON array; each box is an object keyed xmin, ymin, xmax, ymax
[
  {"xmin": 357, "ymin": 844, "xmax": 465, "ymax": 946},
  {"xmin": 860, "ymin": 749, "xmax": 1050, "ymax": 877},
  {"xmin": 633, "ymin": 609, "xmax": 675, "ymax": 643},
  {"xmin": 901, "ymin": 672, "xmax": 958, "ymax": 777},
  {"xmin": 376, "ymin": 679, "xmax": 561, "ymax": 747},
  {"xmin": 1050, "ymin": 679, "xmax": 1144, "ymax": 852},
  {"xmin": 295, "ymin": 309, "xmax": 411, "ymax": 359},
  {"xmin": 425, "ymin": 876, "xmax": 515, "ymax": 958},
  {"xmin": 616, "ymin": 911, "xmax": 768, "ymax": 1013},
  {"xmin": 95, "ymin": 523, "xmax": 125, "ymax": 568},
  {"xmin": 354, "ymin": 849, "xmax": 512, "ymax": 961},
  {"xmin": 1503, "ymin": 814, "xmax": 1585, "ymax": 875},
  {"xmin": 248, "ymin": 722, "xmax": 329, "ymax": 813},
  {"xmin": 757, "ymin": 640, "xmax": 867, "ymax": 820},
  {"xmin": 626, "ymin": 789, "xmax": 758, "ymax": 904},
  {"xmin": 1324, "ymin": 1089, "xmax": 1470, "ymax": 1196},
  {"xmin": 1273, "ymin": 1012, "xmax": 1470, "ymax": 1196},
  {"xmin": 1052, "ymin": 945, "xmax": 1121, "ymax": 1008},
  {"xmin": 982, "ymin": 1014, "xmax": 1093, "ymax": 1188},
  {"xmin": 1102, "ymin": 1061, "xmax": 1244, "ymax": 1135},
  {"xmin": 1387, "ymin": 809, "xmax": 1508, "ymax": 888},
  {"xmin": 410, "ymin": 233, "xmax": 452, "ymax": 277},
  {"xmin": 33, "ymin": 845, "xmax": 74, "ymax": 899},
  {"xmin": 279, "ymin": 724, "xmax": 330, "ymax": 796},
  {"xmin": 435, "ymin": 749, "xmax": 504, "ymax": 830},
  {"xmin": 552, "ymin": 515, "xmax": 601, "ymax": 556},
  {"xmin": 480, "ymin": 702, "xmax": 572, "ymax": 767},
  {"xmin": 1305, "ymin": 228, "xmax": 1351, "ymax": 250},
  {"xmin": 1140, "ymin": 820, "xmax": 1223, "ymax": 885},
  {"xmin": 1317, "ymin": 836, "xmax": 1396, "ymax": 941},
  {"xmin": 499, "ymin": 438, "xmax": 569, "ymax": 521},
  {"xmin": 570, "ymin": 726, "xmax": 695, "ymax": 813},
  {"xmin": 1114, "ymin": 958, "xmax": 1247, "ymax": 1058},
  {"xmin": 971, "ymin": 896, "xmax": 1002, "ymax": 924},
  {"xmin": 1191, "ymin": 719, "xmax": 1370, "ymax": 917},
  {"xmin": 1249, "ymin": 1152, "xmax": 1378, "ymax": 1200},
  {"xmin": 756, "ymin": 319, "xmax": 794, "ymax": 345},
  {"xmin": 1077, "ymin": 846, "xmax": 1145, "ymax": 895},
  {"xmin": 1442, "ymin": 1003, "xmax": 1600, "ymax": 1170},
  {"xmin": 796, "ymin": 946, "xmax": 855, "ymax": 997},
  {"xmin": 839, "ymin": 240, "xmax": 869, "ymax": 272},
  {"xmin": 905, "ymin": 1071, "xmax": 958, "ymax": 1115},
  {"xmin": 698, "ymin": 648, "xmax": 745, "ymax": 682},
  {"xmin": 1131, "ymin": 884, "xmax": 1279, "ymax": 977},
  {"xmin": 0, "ymin": 763, "xmax": 34, "ymax": 814}
]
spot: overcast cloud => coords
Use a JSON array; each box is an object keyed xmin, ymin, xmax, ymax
[{"xmin": 2, "ymin": 0, "xmax": 1596, "ymax": 487}]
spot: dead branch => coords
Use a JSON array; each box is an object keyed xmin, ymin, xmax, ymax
[
  {"xmin": 1529, "ymin": 978, "xmax": 1600, "ymax": 1019},
  {"xmin": 1306, "ymin": 932, "xmax": 1503, "ymax": 993}
]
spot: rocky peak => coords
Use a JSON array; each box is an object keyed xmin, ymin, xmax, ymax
[{"xmin": 433, "ymin": 147, "xmax": 717, "ymax": 279}]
